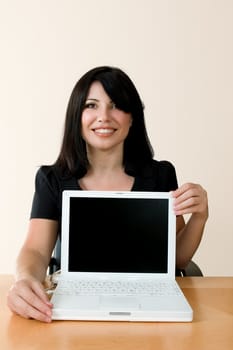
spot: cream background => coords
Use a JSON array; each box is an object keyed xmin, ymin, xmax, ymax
[{"xmin": 0, "ymin": 0, "xmax": 232, "ymax": 275}]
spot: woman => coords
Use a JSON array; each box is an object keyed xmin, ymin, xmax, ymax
[{"xmin": 7, "ymin": 66, "xmax": 208, "ymax": 322}]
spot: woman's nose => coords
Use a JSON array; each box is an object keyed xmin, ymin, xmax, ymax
[{"xmin": 97, "ymin": 106, "xmax": 111, "ymax": 122}]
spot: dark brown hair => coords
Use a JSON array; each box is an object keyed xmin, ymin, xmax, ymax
[{"xmin": 54, "ymin": 66, "xmax": 154, "ymax": 177}]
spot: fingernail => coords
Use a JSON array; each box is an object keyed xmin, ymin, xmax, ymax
[{"xmin": 46, "ymin": 309, "xmax": 52, "ymax": 317}]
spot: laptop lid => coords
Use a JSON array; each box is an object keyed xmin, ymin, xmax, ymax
[{"xmin": 60, "ymin": 190, "xmax": 176, "ymax": 279}]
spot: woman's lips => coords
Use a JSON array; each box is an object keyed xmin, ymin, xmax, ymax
[{"xmin": 93, "ymin": 128, "xmax": 116, "ymax": 135}]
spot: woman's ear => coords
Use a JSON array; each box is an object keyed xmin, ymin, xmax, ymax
[{"xmin": 129, "ymin": 116, "xmax": 133, "ymax": 127}]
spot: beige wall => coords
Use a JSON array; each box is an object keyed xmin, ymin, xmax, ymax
[{"xmin": 0, "ymin": 0, "xmax": 232, "ymax": 275}]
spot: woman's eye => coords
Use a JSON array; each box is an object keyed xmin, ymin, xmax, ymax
[{"xmin": 85, "ymin": 103, "xmax": 96, "ymax": 109}]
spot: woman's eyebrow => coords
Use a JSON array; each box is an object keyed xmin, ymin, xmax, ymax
[
  {"xmin": 85, "ymin": 98, "xmax": 114, "ymax": 104},
  {"xmin": 86, "ymin": 98, "xmax": 99, "ymax": 102}
]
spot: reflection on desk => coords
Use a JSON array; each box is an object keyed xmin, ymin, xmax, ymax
[{"xmin": 1, "ymin": 275, "xmax": 233, "ymax": 350}]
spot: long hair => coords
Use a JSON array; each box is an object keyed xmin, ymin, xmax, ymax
[{"xmin": 54, "ymin": 66, "xmax": 154, "ymax": 177}]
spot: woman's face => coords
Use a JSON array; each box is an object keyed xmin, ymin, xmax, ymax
[{"xmin": 81, "ymin": 81, "xmax": 132, "ymax": 152}]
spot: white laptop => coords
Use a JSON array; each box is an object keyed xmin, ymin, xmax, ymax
[{"xmin": 51, "ymin": 190, "xmax": 193, "ymax": 322}]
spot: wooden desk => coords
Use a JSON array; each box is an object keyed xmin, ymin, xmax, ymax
[{"xmin": 0, "ymin": 276, "xmax": 232, "ymax": 350}]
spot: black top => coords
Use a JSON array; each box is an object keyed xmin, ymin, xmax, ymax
[{"xmin": 30, "ymin": 159, "xmax": 178, "ymax": 235}]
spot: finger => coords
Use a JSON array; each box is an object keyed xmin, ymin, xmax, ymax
[
  {"xmin": 173, "ymin": 189, "xmax": 200, "ymax": 208},
  {"xmin": 31, "ymin": 280, "xmax": 53, "ymax": 306},
  {"xmin": 174, "ymin": 195, "xmax": 200, "ymax": 211},
  {"xmin": 19, "ymin": 283, "xmax": 52, "ymax": 313},
  {"xmin": 172, "ymin": 183, "xmax": 202, "ymax": 200},
  {"xmin": 7, "ymin": 289, "xmax": 52, "ymax": 322},
  {"xmin": 23, "ymin": 300, "xmax": 52, "ymax": 322},
  {"xmin": 171, "ymin": 183, "xmax": 194, "ymax": 198},
  {"xmin": 8, "ymin": 281, "xmax": 53, "ymax": 321},
  {"xmin": 174, "ymin": 197, "xmax": 208, "ymax": 217},
  {"xmin": 174, "ymin": 204, "xmax": 201, "ymax": 216}
]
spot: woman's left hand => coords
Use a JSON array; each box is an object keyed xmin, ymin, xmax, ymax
[{"xmin": 172, "ymin": 183, "xmax": 208, "ymax": 220}]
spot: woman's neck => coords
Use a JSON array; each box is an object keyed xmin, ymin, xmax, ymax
[
  {"xmin": 86, "ymin": 148, "xmax": 124, "ymax": 174},
  {"xmin": 79, "ymin": 152, "xmax": 134, "ymax": 191}
]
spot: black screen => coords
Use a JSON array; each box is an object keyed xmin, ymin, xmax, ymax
[{"xmin": 68, "ymin": 197, "xmax": 169, "ymax": 273}]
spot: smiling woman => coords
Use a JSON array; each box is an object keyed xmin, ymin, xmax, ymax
[
  {"xmin": 81, "ymin": 81, "xmax": 133, "ymax": 153},
  {"xmin": 56, "ymin": 66, "xmax": 153, "ymax": 179},
  {"xmin": 7, "ymin": 66, "xmax": 208, "ymax": 322}
]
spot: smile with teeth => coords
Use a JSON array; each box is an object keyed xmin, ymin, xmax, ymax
[{"xmin": 93, "ymin": 128, "xmax": 115, "ymax": 135}]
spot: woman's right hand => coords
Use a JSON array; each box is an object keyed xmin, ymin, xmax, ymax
[{"xmin": 7, "ymin": 278, "xmax": 53, "ymax": 323}]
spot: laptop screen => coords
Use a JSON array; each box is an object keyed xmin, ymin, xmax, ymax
[{"xmin": 67, "ymin": 196, "xmax": 170, "ymax": 273}]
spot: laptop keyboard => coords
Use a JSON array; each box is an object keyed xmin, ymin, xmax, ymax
[{"xmin": 54, "ymin": 279, "xmax": 182, "ymax": 296}]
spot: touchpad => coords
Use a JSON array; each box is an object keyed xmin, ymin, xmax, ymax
[{"xmin": 100, "ymin": 296, "xmax": 140, "ymax": 310}]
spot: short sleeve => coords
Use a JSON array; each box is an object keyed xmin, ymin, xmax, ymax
[
  {"xmin": 159, "ymin": 160, "xmax": 178, "ymax": 191},
  {"xmin": 133, "ymin": 160, "xmax": 179, "ymax": 192},
  {"xmin": 30, "ymin": 166, "xmax": 60, "ymax": 220}
]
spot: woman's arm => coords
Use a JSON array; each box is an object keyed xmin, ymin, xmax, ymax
[
  {"xmin": 7, "ymin": 219, "xmax": 58, "ymax": 322},
  {"xmin": 172, "ymin": 183, "xmax": 209, "ymax": 269}
]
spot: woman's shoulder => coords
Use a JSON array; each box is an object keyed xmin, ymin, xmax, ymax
[
  {"xmin": 35, "ymin": 165, "xmax": 59, "ymax": 181},
  {"xmin": 34, "ymin": 165, "xmax": 62, "ymax": 193},
  {"xmin": 151, "ymin": 159, "xmax": 175, "ymax": 169},
  {"xmin": 134, "ymin": 159, "xmax": 178, "ymax": 192},
  {"xmin": 144, "ymin": 159, "xmax": 176, "ymax": 176},
  {"xmin": 35, "ymin": 165, "xmax": 77, "ymax": 191}
]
